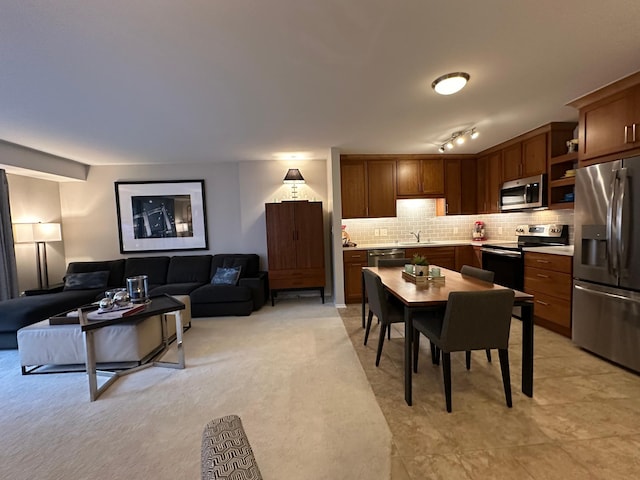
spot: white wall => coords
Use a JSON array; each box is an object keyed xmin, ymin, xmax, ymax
[
  {"xmin": 58, "ymin": 159, "xmax": 332, "ymax": 293},
  {"xmin": 7, "ymin": 174, "xmax": 66, "ymax": 292}
]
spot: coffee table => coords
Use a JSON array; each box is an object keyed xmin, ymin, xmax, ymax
[{"xmin": 75, "ymin": 294, "xmax": 186, "ymax": 401}]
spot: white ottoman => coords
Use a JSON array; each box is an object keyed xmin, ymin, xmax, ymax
[{"xmin": 17, "ymin": 295, "xmax": 192, "ymax": 371}]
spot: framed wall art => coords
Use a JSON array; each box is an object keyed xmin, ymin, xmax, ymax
[{"xmin": 115, "ymin": 180, "xmax": 208, "ymax": 253}]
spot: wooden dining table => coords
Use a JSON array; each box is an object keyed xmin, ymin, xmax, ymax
[{"xmin": 362, "ymin": 266, "xmax": 535, "ymax": 406}]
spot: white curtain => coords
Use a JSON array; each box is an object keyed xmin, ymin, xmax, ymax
[{"xmin": 0, "ymin": 170, "xmax": 19, "ymax": 300}]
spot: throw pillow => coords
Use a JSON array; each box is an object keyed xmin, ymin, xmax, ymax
[
  {"xmin": 211, "ymin": 266, "xmax": 242, "ymax": 286},
  {"xmin": 63, "ymin": 271, "xmax": 110, "ymax": 291},
  {"xmin": 222, "ymin": 257, "xmax": 249, "ymax": 278}
]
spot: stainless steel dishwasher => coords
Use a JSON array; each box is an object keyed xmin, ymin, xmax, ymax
[{"xmin": 367, "ymin": 248, "xmax": 406, "ymax": 266}]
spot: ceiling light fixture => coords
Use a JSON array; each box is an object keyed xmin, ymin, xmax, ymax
[
  {"xmin": 438, "ymin": 128, "xmax": 479, "ymax": 153},
  {"xmin": 431, "ymin": 72, "xmax": 470, "ymax": 95}
]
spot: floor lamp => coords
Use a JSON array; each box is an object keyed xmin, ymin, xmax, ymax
[{"xmin": 13, "ymin": 222, "xmax": 62, "ymax": 289}]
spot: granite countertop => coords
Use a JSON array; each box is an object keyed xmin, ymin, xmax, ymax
[
  {"xmin": 343, "ymin": 240, "xmax": 511, "ymax": 251},
  {"xmin": 522, "ymin": 245, "xmax": 574, "ymax": 256}
]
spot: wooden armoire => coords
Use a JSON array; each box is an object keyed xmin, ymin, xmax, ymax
[{"xmin": 265, "ymin": 200, "xmax": 325, "ymax": 304}]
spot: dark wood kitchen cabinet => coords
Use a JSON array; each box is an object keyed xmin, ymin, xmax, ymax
[
  {"xmin": 502, "ymin": 133, "xmax": 547, "ymax": 182},
  {"xmin": 524, "ymin": 251, "xmax": 573, "ymax": 337},
  {"xmin": 404, "ymin": 246, "xmax": 456, "ymax": 271},
  {"xmin": 569, "ymin": 72, "xmax": 640, "ymax": 164},
  {"xmin": 343, "ymin": 250, "xmax": 367, "ymax": 303},
  {"xmin": 476, "ymin": 151, "xmax": 502, "ymax": 213},
  {"xmin": 265, "ymin": 201, "xmax": 325, "ymax": 304},
  {"xmin": 436, "ymin": 156, "xmax": 477, "ymax": 215},
  {"xmin": 396, "ymin": 157, "xmax": 445, "ymax": 198},
  {"xmin": 341, "ymin": 156, "xmax": 396, "ymax": 218}
]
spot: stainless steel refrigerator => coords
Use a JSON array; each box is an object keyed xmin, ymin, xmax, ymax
[{"xmin": 573, "ymin": 156, "xmax": 640, "ymax": 372}]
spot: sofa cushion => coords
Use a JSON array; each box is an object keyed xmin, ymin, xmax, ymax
[
  {"xmin": 124, "ymin": 256, "xmax": 170, "ymax": 287},
  {"xmin": 190, "ymin": 284, "xmax": 252, "ymax": 304},
  {"xmin": 166, "ymin": 255, "xmax": 212, "ymax": 283},
  {"xmin": 63, "ymin": 271, "xmax": 110, "ymax": 291},
  {"xmin": 211, "ymin": 267, "xmax": 241, "ymax": 286},
  {"xmin": 211, "ymin": 254, "xmax": 259, "ymax": 279},
  {"xmin": 149, "ymin": 282, "xmax": 205, "ymax": 296},
  {"xmin": 65, "ymin": 259, "xmax": 125, "ymax": 287}
]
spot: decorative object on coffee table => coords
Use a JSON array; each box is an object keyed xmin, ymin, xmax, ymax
[
  {"xmin": 115, "ymin": 180, "xmax": 208, "ymax": 253},
  {"xmin": 127, "ymin": 275, "xmax": 149, "ymax": 303}
]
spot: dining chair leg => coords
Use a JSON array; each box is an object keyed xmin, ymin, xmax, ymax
[
  {"xmin": 498, "ymin": 348, "xmax": 512, "ymax": 408},
  {"xmin": 442, "ymin": 352, "xmax": 452, "ymax": 413},
  {"xmin": 431, "ymin": 343, "xmax": 441, "ymax": 366},
  {"xmin": 486, "ymin": 349, "xmax": 492, "ymax": 362},
  {"xmin": 375, "ymin": 323, "xmax": 387, "ymax": 367},
  {"xmin": 364, "ymin": 310, "xmax": 374, "ymax": 346},
  {"xmin": 413, "ymin": 330, "xmax": 420, "ymax": 373},
  {"xmin": 388, "ymin": 324, "xmax": 391, "ymax": 340},
  {"xmin": 465, "ymin": 351, "xmax": 471, "ymax": 370}
]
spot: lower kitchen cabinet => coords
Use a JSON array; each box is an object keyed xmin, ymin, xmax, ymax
[
  {"xmin": 455, "ymin": 245, "xmax": 481, "ymax": 271},
  {"xmin": 524, "ymin": 251, "xmax": 573, "ymax": 337},
  {"xmin": 405, "ymin": 247, "xmax": 456, "ymax": 271},
  {"xmin": 343, "ymin": 250, "xmax": 368, "ymax": 304}
]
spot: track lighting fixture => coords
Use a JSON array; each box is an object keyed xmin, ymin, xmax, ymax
[{"xmin": 437, "ymin": 128, "xmax": 479, "ymax": 153}]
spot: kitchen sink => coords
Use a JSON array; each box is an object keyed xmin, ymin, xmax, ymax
[{"xmin": 397, "ymin": 242, "xmax": 435, "ymax": 246}]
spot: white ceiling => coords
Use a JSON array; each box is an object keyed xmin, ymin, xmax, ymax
[{"xmin": 2, "ymin": 1, "xmax": 640, "ymax": 167}]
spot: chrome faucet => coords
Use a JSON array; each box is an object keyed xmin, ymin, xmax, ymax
[{"xmin": 410, "ymin": 230, "xmax": 421, "ymax": 243}]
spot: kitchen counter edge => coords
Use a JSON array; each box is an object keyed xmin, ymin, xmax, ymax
[{"xmin": 522, "ymin": 245, "xmax": 574, "ymax": 256}]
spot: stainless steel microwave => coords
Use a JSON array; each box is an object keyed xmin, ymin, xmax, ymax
[{"xmin": 500, "ymin": 174, "xmax": 546, "ymax": 211}]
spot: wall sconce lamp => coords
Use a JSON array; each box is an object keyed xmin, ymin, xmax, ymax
[
  {"xmin": 438, "ymin": 128, "xmax": 479, "ymax": 153},
  {"xmin": 283, "ymin": 168, "xmax": 305, "ymax": 199},
  {"xmin": 13, "ymin": 222, "xmax": 62, "ymax": 289}
]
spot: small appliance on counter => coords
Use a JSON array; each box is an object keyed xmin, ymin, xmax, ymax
[
  {"xmin": 341, "ymin": 225, "xmax": 356, "ymax": 247},
  {"xmin": 472, "ymin": 221, "xmax": 486, "ymax": 240}
]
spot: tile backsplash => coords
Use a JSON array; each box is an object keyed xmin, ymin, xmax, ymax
[{"xmin": 342, "ymin": 199, "xmax": 574, "ymax": 245}]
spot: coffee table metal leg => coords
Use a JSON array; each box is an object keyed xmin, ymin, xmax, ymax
[
  {"xmin": 154, "ymin": 310, "xmax": 185, "ymax": 369},
  {"xmin": 83, "ymin": 328, "xmax": 118, "ymax": 402},
  {"xmin": 82, "ymin": 309, "xmax": 186, "ymax": 401}
]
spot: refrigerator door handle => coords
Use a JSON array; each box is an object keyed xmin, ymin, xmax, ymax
[
  {"xmin": 618, "ymin": 167, "xmax": 628, "ymax": 270},
  {"xmin": 606, "ymin": 170, "xmax": 618, "ymax": 275},
  {"xmin": 575, "ymin": 283, "xmax": 640, "ymax": 305}
]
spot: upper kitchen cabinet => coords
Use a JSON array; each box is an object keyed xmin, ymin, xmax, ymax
[
  {"xmin": 476, "ymin": 151, "xmax": 502, "ymax": 214},
  {"xmin": 569, "ymin": 72, "xmax": 640, "ymax": 164},
  {"xmin": 502, "ymin": 142, "xmax": 524, "ymax": 182},
  {"xmin": 340, "ymin": 155, "xmax": 396, "ymax": 219},
  {"xmin": 436, "ymin": 156, "xmax": 477, "ymax": 215},
  {"xmin": 396, "ymin": 156, "xmax": 444, "ymax": 198},
  {"xmin": 502, "ymin": 133, "xmax": 554, "ymax": 182}
]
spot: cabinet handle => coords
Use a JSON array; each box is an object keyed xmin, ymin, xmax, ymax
[
  {"xmin": 634, "ymin": 124, "xmax": 637, "ymax": 143},
  {"xmin": 536, "ymin": 273, "xmax": 549, "ymax": 278},
  {"xmin": 625, "ymin": 125, "xmax": 630, "ymax": 144},
  {"xmin": 536, "ymin": 300, "xmax": 550, "ymax": 306},
  {"xmin": 536, "ymin": 259, "xmax": 550, "ymax": 264},
  {"xmin": 446, "ymin": 203, "xmax": 449, "ymax": 214}
]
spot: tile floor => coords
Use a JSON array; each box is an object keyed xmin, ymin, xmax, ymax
[{"xmin": 339, "ymin": 305, "xmax": 640, "ymax": 479}]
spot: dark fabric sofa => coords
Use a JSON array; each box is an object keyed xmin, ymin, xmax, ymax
[{"xmin": 0, "ymin": 254, "xmax": 267, "ymax": 349}]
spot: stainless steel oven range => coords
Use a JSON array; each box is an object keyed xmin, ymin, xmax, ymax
[{"xmin": 481, "ymin": 224, "xmax": 569, "ymax": 293}]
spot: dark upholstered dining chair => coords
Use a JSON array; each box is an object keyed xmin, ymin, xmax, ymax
[
  {"xmin": 363, "ymin": 269, "xmax": 405, "ymax": 366},
  {"xmin": 460, "ymin": 265, "xmax": 496, "ymax": 367},
  {"xmin": 412, "ymin": 288, "xmax": 516, "ymax": 412}
]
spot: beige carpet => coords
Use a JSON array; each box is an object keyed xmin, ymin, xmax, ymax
[{"xmin": 0, "ymin": 299, "xmax": 391, "ymax": 480}]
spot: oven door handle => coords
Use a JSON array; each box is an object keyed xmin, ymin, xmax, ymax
[{"xmin": 481, "ymin": 248, "xmax": 522, "ymax": 258}]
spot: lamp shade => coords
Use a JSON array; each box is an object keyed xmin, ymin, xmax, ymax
[
  {"xmin": 13, "ymin": 223, "xmax": 62, "ymax": 243},
  {"xmin": 283, "ymin": 168, "xmax": 305, "ymax": 183}
]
